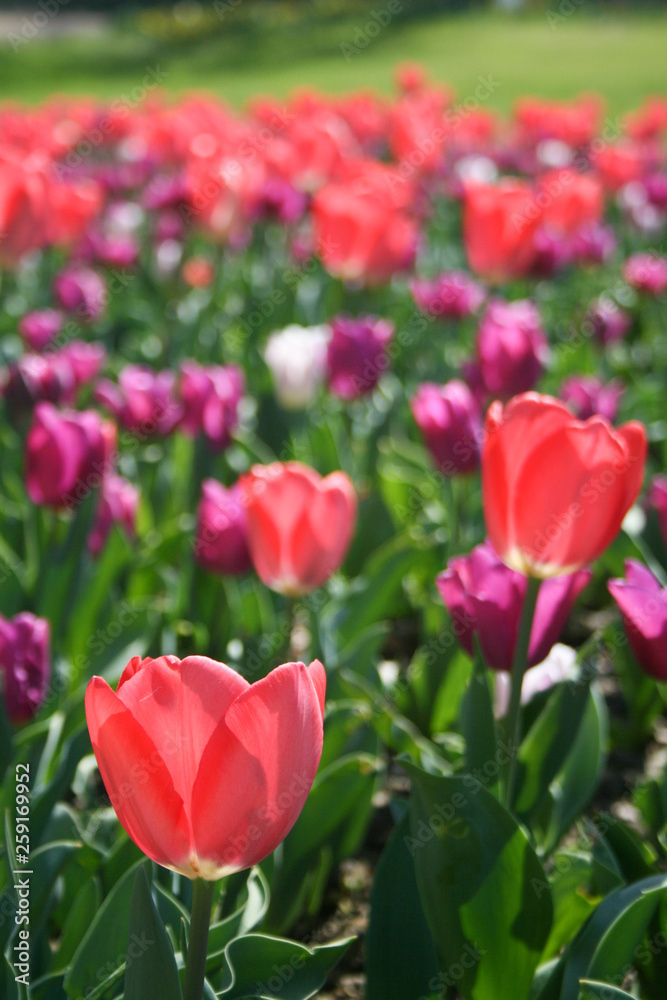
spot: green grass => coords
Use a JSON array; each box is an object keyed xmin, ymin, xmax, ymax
[{"xmin": 1, "ymin": 8, "xmax": 666, "ymax": 114}]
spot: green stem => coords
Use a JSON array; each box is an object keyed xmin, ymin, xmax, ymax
[
  {"xmin": 443, "ymin": 475, "xmax": 460, "ymax": 553},
  {"xmin": 183, "ymin": 878, "xmax": 214, "ymax": 1000},
  {"xmin": 502, "ymin": 575, "xmax": 542, "ymax": 809}
]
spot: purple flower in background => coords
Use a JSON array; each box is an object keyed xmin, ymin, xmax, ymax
[
  {"xmin": 623, "ymin": 252, "xmax": 667, "ymax": 295},
  {"xmin": 88, "ymin": 474, "xmax": 140, "ymax": 557},
  {"xmin": 560, "ymin": 376, "xmax": 624, "ymax": 422},
  {"xmin": 0, "ymin": 614, "xmax": 51, "ymax": 724},
  {"xmin": 19, "ymin": 310, "xmax": 64, "ymax": 351},
  {"xmin": 195, "ymin": 479, "xmax": 251, "ymax": 576},
  {"xmin": 411, "ymin": 380, "xmax": 482, "ymax": 475},
  {"xmin": 436, "ymin": 541, "xmax": 591, "ymax": 672},
  {"xmin": 179, "ymin": 361, "xmax": 244, "ymax": 451},
  {"xmin": 608, "ymin": 560, "xmax": 667, "ymax": 681},
  {"xmin": 586, "ymin": 296, "xmax": 632, "ymax": 346},
  {"xmin": 95, "ymin": 365, "xmax": 182, "ymax": 437},
  {"xmin": 3, "ymin": 353, "xmax": 74, "ymax": 410},
  {"xmin": 326, "ymin": 315, "xmax": 394, "ymax": 399},
  {"xmin": 59, "ymin": 341, "xmax": 107, "ymax": 391},
  {"xmin": 475, "ymin": 298, "xmax": 549, "ymax": 399},
  {"xmin": 256, "ymin": 179, "xmax": 308, "ymax": 225},
  {"xmin": 53, "ymin": 266, "xmax": 107, "ymax": 322},
  {"xmin": 410, "ymin": 271, "xmax": 485, "ymax": 320},
  {"xmin": 569, "ymin": 222, "xmax": 617, "ymax": 265}
]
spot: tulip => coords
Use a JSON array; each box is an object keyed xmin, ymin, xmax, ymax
[
  {"xmin": 179, "ymin": 361, "xmax": 244, "ymax": 451},
  {"xmin": 58, "ymin": 341, "xmax": 107, "ymax": 391},
  {"xmin": 88, "ymin": 475, "xmax": 140, "ymax": 557},
  {"xmin": 436, "ymin": 541, "xmax": 591, "ymax": 671},
  {"xmin": 569, "ymin": 223, "xmax": 617, "ymax": 266},
  {"xmin": 53, "ymin": 266, "xmax": 107, "ymax": 322},
  {"xmin": 3, "ymin": 354, "xmax": 74, "ymax": 411},
  {"xmin": 312, "ymin": 161, "xmax": 418, "ymax": 284},
  {"xmin": 538, "ymin": 168, "xmax": 603, "ymax": 235},
  {"xmin": 648, "ymin": 476, "xmax": 667, "ymax": 549},
  {"xmin": 85, "ymin": 655, "xmax": 325, "ymax": 877},
  {"xmin": 0, "ymin": 613, "xmax": 51, "ymax": 724},
  {"xmin": 463, "ymin": 179, "xmax": 541, "ymax": 282},
  {"xmin": 25, "ymin": 402, "xmax": 117, "ymax": 509},
  {"xmin": 559, "ymin": 376, "xmax": 624, "ymax": 423},
  {"xmin": 410, "ymin": 271, "xmax": 485, "ymax": 320},
  {"xmin": 411, "ymin": 380, "xmax": 482, "ymax": 475},
  {"xmin": 195, "ymin": 480, "xmax": 251, "ymax": 576},
  {"xmin": 19, "ymin": 310, "xmax": 64, "ymax": 352},
  {"xmin": 240, "ymin": 462, "xmax": 357, "ymax": 596},
  {"xmin": 608, "ymin": 561, "xmax": 667, "ymax": 681},
  {"xmin": 95, "ymin": 366, "xmax": 182, "ymax": 437},
  {"xmin": 586, "ymin": 296, "xmax": 632, "ymax": 346},
  {"xmin": 326, "ymin": 315, "xmax": 394, "ymax": 400},
  {"xmin": 264, "ymin": 325, "xmax": 331, "ymax": 410},
  {"xmin": 482, "ymin": 393, "xmax": 647, "ymax": 578},
  {"xmin": 475, "ymin": 299, "xmax": 549, "ymax": 399},
  {"xmin": 623, "ymin": 253, "xmax": 667, "ymax": 296}
]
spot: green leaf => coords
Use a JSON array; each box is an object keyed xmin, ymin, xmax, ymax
[
  {"xmin": 124, "ymin": 866, "xmax": 182, "ymax": 1000},
  {"xmin": 405, "ymin": 762, "xmax": 553, "ymax": 1000},
  {"xmin": 541, "ymin": 852, "xmax": 599, "ymax": 962},
  {"xmin": 64, "ymin": 858, "xmax": 144, "ymax": 997},
  {"xmin": 53, "ymin": 878, "xmax": 102, "ymax": 972},
  {"xmin": 207, "ymin": 869, "xmax": 270, "ymax": 972},
  {"xmin": 559, "ymin": 874, "xmax": 667, "ymax": 999},
  {"xmin": 462, "ymin": 650, "xmax": 499, "ymax": 798},
  {"xmin": 512, "ymin": 681, "xmax": 590, "ymax": 822},
  {"xmin": 218, "ymin": 934, "xmax": 353, "ymax": 999},
  {"xmin": 579, "ymin": 982, "xmax": 635, "ymax": 1000},
  {"xmin": 30, "ymin": 726, "xmax": 91, "ymax": 847},
  {"xmin": 365, "ymin": 811, "xmax": 439, "ymax": 1000}
]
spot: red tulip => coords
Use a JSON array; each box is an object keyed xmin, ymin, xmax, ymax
[
  {"xmin": 86, "ymin": 656, "xmax": 325, "ymax": 879},
  {"xmin": 463, "ymin": 179, "xmax": 541, "ymax": 283},
  {"xmin": 240, "ymin": 462, "xmax": 357, "ymax": 596},
  {"xmin": 482, "ymin": 393, "xmax": 647, "ymax": 578}
]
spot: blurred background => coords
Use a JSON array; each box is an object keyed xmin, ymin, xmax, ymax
[{"xmin": 1, "ymin": 0, "xmax": 666, "ymax": 113}]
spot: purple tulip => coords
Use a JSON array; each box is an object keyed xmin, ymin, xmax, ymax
[
  {"xmin": 475, "ymin": 298, "xmax": 549, "ymax": 399},
  {"xmin": 179, "ymin": 361, "xmax": 244, "ymax": 451},
  {"xmin": 0, "ymin": 613, "xmax": 51, "ymax": 724},
  {"xmin": 608, "ymin": 560, "xmax": 667, "ymax": 681},
  {"xmin": 410, "ymin": 271, "xmax": 485, "ymax": 320},
  {"xmin": 569, "ymin": 223, "xmax": 617, "ymax": 265},
  {"xmin": 90, "ymin": 232, "xmax": 140, "ymax": 269},
  {"xmin": 3, "ymin": 353, "xmax": 74, "ymax": 410},
  {"xmin": 19, "ymin": 310, "xmax": 64, "ymax": 351},
  {"xmin": 58, "ymin": 341, "xmax": 107, "ymax": 390},
  {"xmin": 25, "ymin": 402, "xmax": 117, "ymax": 509},
  {"xmin": 560, "ymin": 376, "xmax": 624, "ymax": 422},
  {"xmin": 53, "ymin": 266, "xmax": 107, "ymax": 322},
  {"xmin": 623, "ymin": 252, "xmax": 667, "ymax": 296},
  {"xmin": 326, "ymin": 315, "xmax": 394, "ymax": 400},
  {"xmin": 436, "ymin": 541, "xmax": 591, "ymax": 672},
  {"xmin": 411, "ymin": 380, "xmax": 482, "ymax": 475},
  {"xmin": 195, "ymin": 479, "xmax": 251, "ymax": 576},
  {"xmin": 586, "ymin": 296, "xmax": 632, "ymax": 346},
  {"xmin": 256, "ymin": 179, "xmax": 308, "ymax": 225},
  {"xmin": 648, "ymin": 476, "xmax": 667, "ymax": 550},
  {"xmin": 95, "ymin": 365, "xmax": 182, "ymax": 437},
  {"xmin": 88, "ymin": 475, "xmax": 140, "ymax": 557}
]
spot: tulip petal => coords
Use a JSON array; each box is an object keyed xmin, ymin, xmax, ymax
[
  {"xmin": 85, "ymin": 676, "xmax": 192, "ymax": 872},
  {"xmin": 115, "ymin": 655, "xmax": 249, "ymax": 806},
  {"xmin": 191, "ymin": 660, "xmax": 323, "ymax": 877}
]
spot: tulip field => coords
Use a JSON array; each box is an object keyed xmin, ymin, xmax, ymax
[{"xmin": 2, "ymin": 65, "xmax": 667, "ymax": 1000}]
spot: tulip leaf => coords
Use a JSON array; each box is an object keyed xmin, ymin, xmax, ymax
[
  {"xmin": 64, "ymin": 858, "xmax": 144, "ymax": 997},
  {"xmin": 579, "ymin": 982, "xmax": 635, "ymax": 1000},
  {"xmin": 365, "ymin": 810, "xmax": 439, "ymax": 1000},
  {"xmin": 29, "ymin": 840, "xmax": 81, "ymax": 939},
  {"xmin": 207, "ymin": 869, "xmax": 270, "ymax": 971},
  {"xmin": 558, "ymin": 874, "xmax": 667, "ymax": 999},
  {"xmin": 218, "ymin": 933, "xmax": 353, "ymax": 999},
  {"xmin": 541, "ymin": 852, "xmax": 599, "ymax": 962},
  {"xmin": 124, "ymin": 866, "xmax": 183, "ymax": 1000},
  {"xmin": 512, "ymin": 680, "xmax": 591, "ymax": 824},
  {"xmin": 405, "ymin": 762, "xmax": 553, "ymax": 1000},
  {"xmin": 30, "ymin": 725, "xmax": 92, "ymax": 848},
  {"xmin": 53, "ymin": 877, "xmax": 102, "ymax": 972},
  {"xmin": 540, "ymin": 687, "xmax": 608, "ymax": 855},
  {"xmin": 461, "ymin": 647, "xmax": 499, "ymax": 798}
]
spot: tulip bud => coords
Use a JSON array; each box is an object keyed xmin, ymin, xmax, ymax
[
  {"xmin": 410, "ymin": 271, "xmax": 485, "ymax": 320},
  {"xmin": 559, "ymin": 376, "xmax": 624, "ymax": 423},
  {"xmin": 326, "ymin": 315, "xmax": 394, "ymax": 399},
  {"xmin": 475, "ymin": 299, "xmax": 549, "ymax": 399},
  {"xmin": 623, "ymin": 252, "xmax": 667, "ymax": 295},
  {"xmin": 179, "ymin": 361, "xmax": 244, "ymax": 451},
  {"xmin": 53, "ymin": 266, "xmax": 107, "ymax": 322},
  {"xmin": 608, "ymin": 561, "xmax": 667, "ymax": 680},
  {"xmin": 195, "ymin": 480, "xmax": 251, "ymax": 576},
  {"xmin": 88, "ymin": 475, "xmax": 140, "ymax": 557},
  {"xmin": 264, "ymin": 325, "xmax": 331, "ymax": 410},
  {"xmin": 18, "ymin": 310, "xmax": 64, "ymax": 351},
  {"xmin": 0, "ymin": 613, "xmax": 51, "ymax": 724},
  {"xmin": 411, "ymin": 380, "xmax": 482, "ymax": 475},
  {"xmin": 95, "ymin": 365, "xmax": 182, "ymax": 437}
]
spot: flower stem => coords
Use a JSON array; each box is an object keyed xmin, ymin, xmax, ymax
[
  {"xmin": 183, "ymin": 878, "xmax": 214, "ymax": 1000},
  {"xmin": 502, "ymin": 575, "xmax": 542, "ymax": 809}
]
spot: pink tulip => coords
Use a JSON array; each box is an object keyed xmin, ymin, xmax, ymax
[
  {"xmin": 195, "ymin": 480, "xmax": 251, "ymax": 576},
  {"xmin": 0, "ymin": 613, "xmax": 50, "ymax": 724}
]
